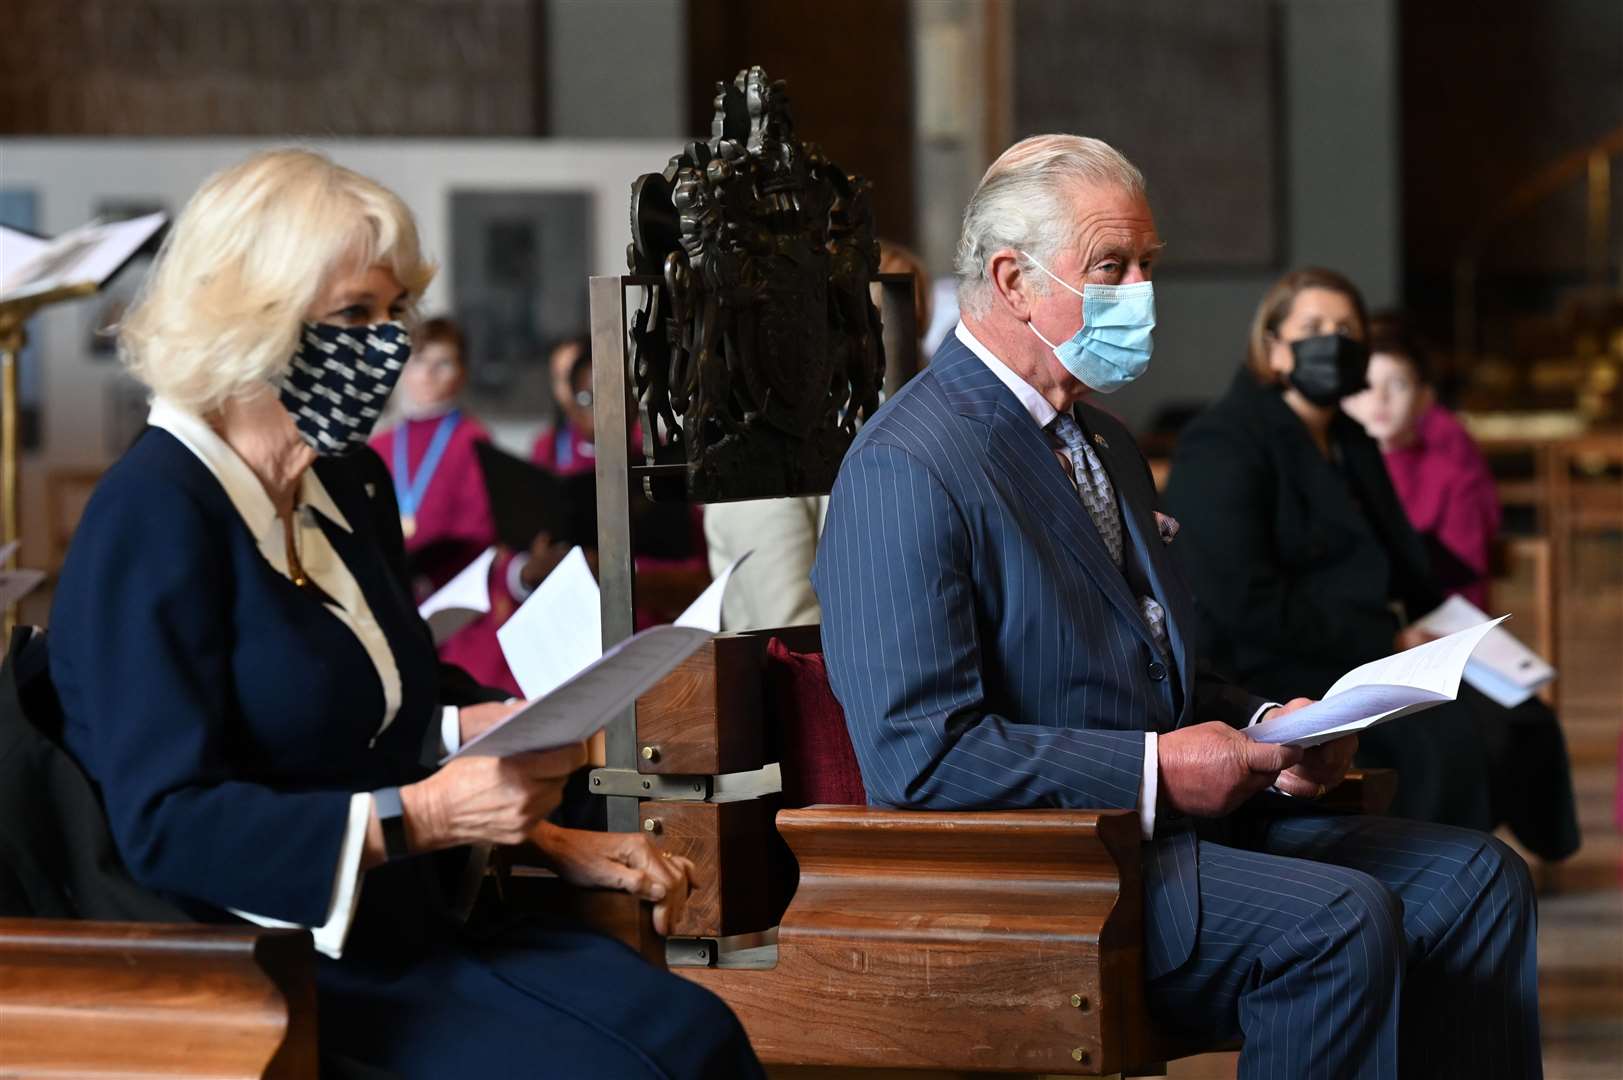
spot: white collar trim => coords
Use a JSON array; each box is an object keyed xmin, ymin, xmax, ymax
[
  {"xmin": 147, "ymin": 397, "xmax": 353, "ymax": 539},
  {"xmin": 955, "ymin": 321, "xmax": 1060, "ymax": 429}
]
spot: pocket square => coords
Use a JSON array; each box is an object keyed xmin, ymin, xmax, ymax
[{"xmin": 1154, "ymin": 511, "xmax": 1180, "ymax": 544}]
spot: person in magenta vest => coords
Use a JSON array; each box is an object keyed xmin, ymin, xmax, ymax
[
  {"xmin": 369, "ymin": 317, "xmax": 519, "ymax": 692},
  {"xmin": 1342, "ymin": 315, "xmax": 1501, "ymax": 609}
]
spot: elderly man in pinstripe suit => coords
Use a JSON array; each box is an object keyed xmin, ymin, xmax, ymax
[{"xmin": 811, "ymin": 135, "xmax": 1540, "ymax": 1079}]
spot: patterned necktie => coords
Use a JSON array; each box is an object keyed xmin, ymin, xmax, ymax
[
  {"xmin": 1049, "ymin": 413, "xmax": 1124, "ymax": 566},
  {"xmin": 1049, "ymin": 412, "xmax": 1170, "ymax": 656}
]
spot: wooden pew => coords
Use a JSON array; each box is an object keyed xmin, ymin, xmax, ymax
[
  {"xmin": 0, "ymin": 919, "xmax": 317, "ymax": 1079},
  {"xmin": 622, "ymin": 624, "xmax": 1394, "ymax": 1077}
]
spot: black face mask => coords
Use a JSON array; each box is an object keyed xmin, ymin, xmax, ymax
[{"xmin": 1288, "ymin": 333, "xmax": 1369, "ymax": 407}]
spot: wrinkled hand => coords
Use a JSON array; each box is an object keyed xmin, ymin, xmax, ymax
[
  {"xmin": 404, "ymin": 743, "xmax": 587, "ymax": 849},
  {"xmin": 531, "ymin": 822, "xmax": 695, "ymax": 936},
  {"xmin": 1158, "ymin": 721, "xmax": 1303, "ymax": 818},
  {"xmin": 457, "ymin": 698, "xmax": 527, "ymax": 745}
]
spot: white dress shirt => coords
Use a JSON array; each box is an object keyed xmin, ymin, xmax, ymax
[{"xmin": 148, "ymin": 399, "xmax": 462, "ymax": 958}]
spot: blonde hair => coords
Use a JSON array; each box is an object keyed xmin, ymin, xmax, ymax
[
  {"xmin": 120, "ymin": 148, "xmax": 436, "ymax": 413},
  {"xmin": 1245, "ymin": 267, "xmax": 1368, "ymax": 384},
  {"xmin": 955, "ymin": 134, "xmax": 1145, "ymax": 318}
]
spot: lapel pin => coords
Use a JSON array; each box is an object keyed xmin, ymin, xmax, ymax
[{"xmin": 1092, "ymin": 432, "xmax": 1109, "ymax": 450}]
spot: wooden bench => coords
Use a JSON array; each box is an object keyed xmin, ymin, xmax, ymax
[{"xmin": 620, "ymin": 624, "xmax": 1395, "ymax": 1077}]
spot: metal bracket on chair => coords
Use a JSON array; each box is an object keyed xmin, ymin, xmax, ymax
[
  {"xmin": 666, "ymin": 937, "xmax": 719, "ymax": 968},
  {"xmin": 587, "ymin": 768, "xmax": 711, "ymax": 801}
]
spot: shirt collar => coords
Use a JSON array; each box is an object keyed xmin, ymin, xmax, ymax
[
  {"xmin": 147, "ymin": 397, "xmax": 353, "ymax": 541},
  {"xmin": 955, "ymin": 321, "xmax": 1060, "ymax": 429}
]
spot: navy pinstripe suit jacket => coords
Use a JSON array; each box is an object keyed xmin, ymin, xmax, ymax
[{"xmin": 812, "ymin": 333, "xmax": 1267, "ymax": 978}]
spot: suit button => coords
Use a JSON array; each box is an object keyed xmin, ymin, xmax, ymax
[{"xmin": 1147, "ymin": 662, "xmax": 1167, "ymax": 682}]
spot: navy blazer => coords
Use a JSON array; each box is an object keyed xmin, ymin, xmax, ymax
[
  {"xmin": 812, "ymin": 332, "xmax": 1265, "ymax": 977},
  {"xmin": 50, "ymin": 429, "xmax": 467, "ymax": 944}
]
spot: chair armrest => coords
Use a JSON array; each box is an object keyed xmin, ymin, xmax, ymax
[
  {"xmin": 0, "ymin": 918, "xmax": 316, "ymax": 1079},
  {"xmin": 1322, "ymin": 767, "xmax": 1398, "ymax": 815}
]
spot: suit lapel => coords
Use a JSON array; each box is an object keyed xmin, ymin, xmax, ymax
[
  {"xmin": 1076, "ymin": 405, "xmax": 1196, "ymax": 713},
  {"xmin": 939, "ymin": 360, "xmax": 1142, "ymax": 651}
]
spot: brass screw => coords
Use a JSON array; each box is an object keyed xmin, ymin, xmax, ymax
[
  {"xmin": 1071, "ymin": 1048, "xmax": 1090, "ymax": 1064},
  {"xmin": 641, "ymin": 745, "xmax": 659, "ymax": 762},
  {"xmin": 1070, "ymin": 993, "xmax": 1090, "ymax": 1011},
  {"xmin": 642, "ymin": 818, "xmax": 661, "ymax": 834}
]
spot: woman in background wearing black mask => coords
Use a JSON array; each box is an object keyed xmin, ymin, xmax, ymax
[{"xmin": 1163, "ymin": 268, "xmax": 1502, "ymax": 830}]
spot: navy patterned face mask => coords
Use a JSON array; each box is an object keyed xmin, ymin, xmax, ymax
[{"xmin": 274, "ymin": 321, "xmax": 411, "ymax": 456}]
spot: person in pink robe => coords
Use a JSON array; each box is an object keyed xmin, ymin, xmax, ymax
[
  {"xmin": 369, "ymin": 317, "xmax": 521, "ymax": 694},
  {"xmin": 1343, "ymin": 317, "xmax": 1501, "ymax": 610}
]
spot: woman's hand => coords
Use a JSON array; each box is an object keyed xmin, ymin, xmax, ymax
[
  {"xmin": 518, "ymin": 531, "xmax": 574, "ymax": 591},
  {"xmin": 530, "ymin": 821, "xmax": 695, "ymax": 936},
  {"xmin": 1395, "ymin": 624, "xmax": 1440, "ymax": 651},
  {"xmin": 457, "ymin": 699, "xmax": 527, "ymax": 744},
  {"xmin": 402, "ymin": 743, "xmax": 587, "ymax": 850}
]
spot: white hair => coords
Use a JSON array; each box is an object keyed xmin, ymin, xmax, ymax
[
  {"xmin": 954, "ymin": 134, "xmax": 1146, "ymax": 318},
  {"xmin": 120, "ymin": 148, "xmax": 436, "ymax": 414}
]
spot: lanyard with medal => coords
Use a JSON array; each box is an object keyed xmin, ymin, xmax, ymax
[{"xmin": 392, "ymin": 410, "xmax": 461, "ymax": 539}]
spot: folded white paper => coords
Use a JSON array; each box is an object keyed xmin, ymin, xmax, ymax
[
  {"xmin": 2, "ymin": 213, "xmax": 167, "ymax": 305},
  {"xmin": 417, "ymin": 546, "xmax": 496, "ymax": 645},
  {"xmin": 1247, "ymin": 617, "xmax": 1506, "ymax": 748},
  {"xmin": 450, "ymin": 625, "xmax": 712, "ymax": 759},
  {"xmin": 1415, "ymin": 595, "xmax": 1554, "ymax": 708},
  {"xmin": 497, "ymin": 546, "xmax": 603, "ymax": 701},
  {"xmin": 0, "ymin": 568, "xmax": 45, "ymax": 610},
  {"xmin": 469, "ymin": 549, "xmax": 755, "ymax": 758}
]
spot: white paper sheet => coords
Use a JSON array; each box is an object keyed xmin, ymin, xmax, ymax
[
  {"xmin": 1248, "ymin": 617, "xmax": 1506, "ymax": 748},
  {"xmin": 0, "ymin": 227, "xmax": 47, "ymax": 282},
  {"xmin": 417, "ymin": 546, "xmax": 496, "ymax": 645},
  {"xmin": 1415, "ymin": 596, "xmax": 1554, "ymax": 708},
  {"xmin": 496, "ymin": 546, "xmax": 602, "ymax": 701},
  {"xmin": 674, "ymin": 550, "xmax": 752, "ymax": 632},
  {"xmin": 1, "ymin": 213, "xmax": 167, "ymax": 304},
  {"xmin": 0, "ymin": 540, "xmax": 18, "ymax": 566},
  {"xmin": 0, "ymin": 568, "xmax": 46, "ymax": 610},
  {"xmin": 450, "ymin": 625, "xmax": 712, "ymax": 759}
]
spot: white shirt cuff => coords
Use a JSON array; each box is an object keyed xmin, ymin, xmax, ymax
[
  {"xmin": 506, "ymin": 553, "xmax": 534, "ymax": 602},
  {"xmin": 440, "ymin": 705, "xmax": 462, "ymax": 756},
  {"xmin": 228, "ymin": 791, "xmax": 370, "ymax": 960},
  {"xmin": 1248, "ymin": 701, "xmax": 1280, "ymax": 727},
  {"xmin": 1138, "ymin": 731, "xmax": 1158, "ymax": 840}
]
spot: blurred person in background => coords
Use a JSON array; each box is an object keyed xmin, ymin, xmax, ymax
[{"xmin": 1343, "ymin": 315, "xmax": 1501, "ymax": 609}]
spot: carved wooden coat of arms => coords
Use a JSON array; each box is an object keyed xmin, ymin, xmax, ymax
[{"xmin": 626, "ymin": 66, "xmax": 884, "ymax": 502}]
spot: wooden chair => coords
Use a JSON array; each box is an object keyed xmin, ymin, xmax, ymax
[{"xmin": 621, "ymin": 624, "xmax": 1394, "ymax": 1077}]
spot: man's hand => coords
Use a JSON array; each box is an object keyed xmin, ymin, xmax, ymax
[
  {"xmin": 1275, "ymin": 735, "xmax": 1359, "ymax": 799},
  {"xmin": 530, "ymin": 822, "xmax": 696, "ymax": 936},
  {"xmin": 1158, "ymin": 721, "xmax": 1304, "ymax": 818},
  {"xmin": 518, "ymin": 531, "xmax": 573, "ymax": 591}
]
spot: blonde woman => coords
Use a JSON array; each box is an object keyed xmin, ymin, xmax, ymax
[{"xmin": 48, "ymin": 149, "xmax": 762, "ymax": 1078}]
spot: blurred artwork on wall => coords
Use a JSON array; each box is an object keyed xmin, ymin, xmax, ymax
[
  {"xmin": 1012, "ymin": 0, "xmax": 1281, "ymax": 270},
  {"xmin": 0, "ymin": 189, "xmax": 43, "ymax": 450},
  {"xmin": 87, "ymin": 200, "xmax": 170, "ymax": 359},
  {"xmin": 449, "ymin": 190, "xmax": 592, "ymax": 417}
]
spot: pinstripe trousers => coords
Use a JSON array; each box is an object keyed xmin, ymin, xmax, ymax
[{"xmin": 1146, "ymin": 813, "xmax": 1540, "ymax": 1079}]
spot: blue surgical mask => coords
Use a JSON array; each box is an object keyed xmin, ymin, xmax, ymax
[{"xmin": 1021, "ymin": 252, "xmax": 1155, "ymax": 394}]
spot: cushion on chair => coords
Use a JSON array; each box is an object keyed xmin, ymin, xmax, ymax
[{"xmin": 764, "ymin": 638, "xmax": 866, "ymax": 806}]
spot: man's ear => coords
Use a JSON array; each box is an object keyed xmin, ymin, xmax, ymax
[{"xmin": 988, "ymin": 250, "xmax": 1038, "ymax": 321}]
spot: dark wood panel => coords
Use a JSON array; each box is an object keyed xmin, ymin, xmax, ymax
[
  {"xmin": 636, "ymin": 632, "xmax": 768, "ymax": 775},
  {"xmin": 0, "ymin": 0, "xmax": 543, "ymax": 135},
  {"xmin": 639, "ymin": 797, "xmax": 780, "ymax": 939},
  {"xmin": 0, "ymin": 919, "xmax": 316, "ymax": 1078}
]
